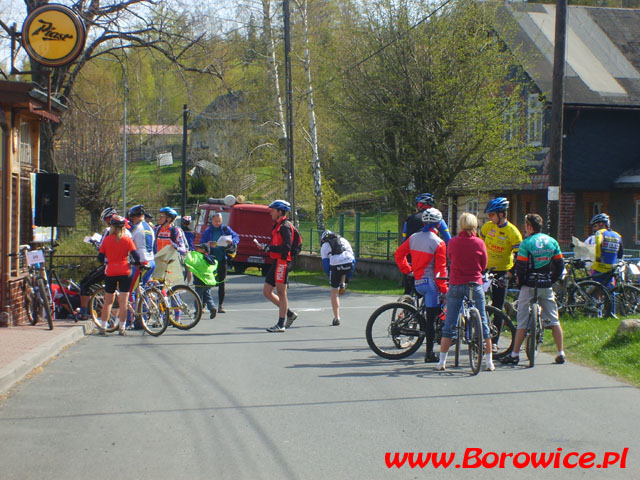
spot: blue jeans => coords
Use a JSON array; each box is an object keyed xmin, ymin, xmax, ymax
[
  {"xmin": 193, "ymin": 280, "xmax": 217, "ymax": 313},
  {"xmin": 443, "ymin": 283, "xmax": 490, "ymax": 339}
]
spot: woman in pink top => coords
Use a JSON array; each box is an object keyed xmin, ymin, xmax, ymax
[{"xmin": 437, "ymin": 213, "xmax": 494, "ymax": 371}]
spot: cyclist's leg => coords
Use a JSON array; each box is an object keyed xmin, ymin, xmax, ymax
[
  {"xmin": 437, "ymin": 284, "xmax": 465, "ymax": 369},
  {"xmin": 538, "ymin": 286, "xmax": 565, "ymax": 362},
  {"xmin": 471, "ymin": 283, "xmax": 492, "ymax": 354},
  {"xmin": 490, "ymin": 271, "xmax": 508, "ymax": 346},
  {"xmin": 416, "ymin": 279, "xmax": 439, "ymax": 358}
]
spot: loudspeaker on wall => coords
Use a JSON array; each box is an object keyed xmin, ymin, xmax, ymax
[{"xmin": 34, "ymin": 173, "xmax": 77, "ymax": 227}]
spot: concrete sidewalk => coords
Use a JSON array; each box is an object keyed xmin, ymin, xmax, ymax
[{"xmin": 0, "ymin": 318, "xmax": 94, "ymax": 395}]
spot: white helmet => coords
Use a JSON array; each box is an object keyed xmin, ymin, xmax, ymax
[{"xmin": 422, "ymin": 208, "xmax": 442, "ymax": 224}]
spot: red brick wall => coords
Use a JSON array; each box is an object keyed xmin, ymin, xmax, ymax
[
  {"xmin": 6, "ymin": 276, "xmax": 28, "ymax": 326},
  {"xmin": 582, "ymin": 192, "xmax": 611, "ymax": 239}
]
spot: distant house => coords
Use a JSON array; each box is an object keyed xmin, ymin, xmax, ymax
[
  {"xmin": 452, "ymin": 4, "xmax": 640, "ymax": 248},
  {"xmin": 189, "ymin": 92, "xmax": 262, "ymax": 177},
  {"xmin": 123, "ymin": 124, "xmax": 183, "ymax": 163}
]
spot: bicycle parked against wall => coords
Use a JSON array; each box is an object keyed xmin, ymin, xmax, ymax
[
  {"xmin": 9, "ymin": 245, "xmax": 54, "ymax": 330},
  {"xmin": 88, "ymin": 266, "xmax": 170, "ymax": 336}
]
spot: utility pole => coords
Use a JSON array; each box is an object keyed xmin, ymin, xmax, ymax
[
  {"xmin": 181, "ymin": 104, "xmax": 188, "ymax": 218},
  {"xmin": 548, "ymin": 0, "xmax": 567, "ymax": 239},
  {"xmin": 283, "ymin": 0, "xmax": 296, "ymax": 225}
]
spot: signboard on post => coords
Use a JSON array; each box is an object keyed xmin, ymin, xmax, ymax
[{"xmin": 21, "ymin": 4, "xmax": 86, "ymax": 67}]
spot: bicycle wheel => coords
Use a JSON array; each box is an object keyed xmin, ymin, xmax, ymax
[
  {"xmin": 486, "ymin": 305, "xmax": 515, "ymax": 359},
  {"xmin": 36, "ymin": 277, "xmax": 54, "ymax": 330},
  {"xmin": 138, "ymin": 286, "xmax": 169, "ymax": 336},
  {"xmin": 615, "ymin": 285, "xmax": 640, "ymax": 316},
  {"xmin": 454, "ymin": 315, "xmax": 462, "ymax": 368},
  {"xmin": 526, "ymin": 304, "xmax": 538, "ymax": 368},
  {"xmin": 468, "ymin": 308, "xmax": 484, "ymax": 375},
  {"xmin": 365, "ymin": 302, "xmax": 424, "ymax": 360},
  {"xmin": 571, "ymin": 280, "xmax": 611, "ymax": 318},
  {"xmin": 168, "ymin": 285, "xmax": 203, "ymax": 330},
  {"xmin": 25, "ymin": 286, "xmax": 40, "ymax": 325},
  {"xmin": 88, "ymin": 287, "xmax": 119, "ymax": 333}
]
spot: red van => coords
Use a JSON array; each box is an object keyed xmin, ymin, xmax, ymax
[{"xmin": 194, "ymin": 196, "xmax": 274, "ymax": 274}]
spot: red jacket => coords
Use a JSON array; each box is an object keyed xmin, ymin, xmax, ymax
[
  {"xmin": 448, "ymin": 230, "xmax": 487, "ymax": 285},
  {"xmin": 395, "ymin": 228, "xmax": 448, "ymax": 293},
  {"xmin": 268, "ymin": 216, "xmax": 292, "ymax": 262}
]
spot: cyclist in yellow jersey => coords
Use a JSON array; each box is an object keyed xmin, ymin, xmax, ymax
[{"xmin": 480, "ymin": 197, "xmax": 522, "ymax": 351}]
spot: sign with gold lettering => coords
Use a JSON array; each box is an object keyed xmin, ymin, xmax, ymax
[{"xmin": 22, "ymin": 4, "xmax": 86, "ymax": 67}]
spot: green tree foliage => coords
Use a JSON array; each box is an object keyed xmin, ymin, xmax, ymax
[{"xmin": 333, "ymin": 0, "xmax": 536, "ymax": 223}]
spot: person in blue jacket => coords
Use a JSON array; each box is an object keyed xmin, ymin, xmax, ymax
[{"xmin": 200, "ymin": 212, "xmax": 239, "ymax": 313}]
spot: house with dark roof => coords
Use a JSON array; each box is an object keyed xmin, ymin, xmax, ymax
[{"xmin": 453, "ymin": 4, "xmax": 640, "ymax": 247}]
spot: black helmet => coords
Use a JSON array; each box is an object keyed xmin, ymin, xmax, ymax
[{"xmin": 128, "ymin": 204, "xmax": 145, "ymax": 217}]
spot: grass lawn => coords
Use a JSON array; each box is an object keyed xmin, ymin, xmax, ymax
[{"xmin": 541, "ymin": 315, "xmax": 640, "ymax": 386}]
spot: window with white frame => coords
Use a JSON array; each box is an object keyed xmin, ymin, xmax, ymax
[
  {"xmin": 19, "ymin": 122, "xmax": 32, "ymax": 167},
  {"xmin": 466, "ymin": 199, "xmax": 479, "ymax": 216},
  {"xmin": 593, "ymin": 202, "xmax": 603, "ymax": 216},
  {"xmin": 526, "ymin": 94, "xmax": 543, "ymax": 146},
  {"xmin": 503, "ymin": 107, "xmax": 518, "ymax": 142}
]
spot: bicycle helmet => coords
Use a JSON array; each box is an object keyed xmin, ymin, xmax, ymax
[
  {"xmin": 127, "ymin": 204, "xmax": 145, "ymax": 217},
  {"xmin": 268, "ymin": 199, "xmax": 291, "ymax": 212},
  {"xmin": 109, "ymin": 215, "xmax": 127, "ymax": 227},
  {"xmin": 422, "ymin": 207, "xmax": 443, "ymax": 225},
  {"xmin": 590, "ymin": 213, "xmax": 610, "ymax": 227},
  {"xmin": 484, "ymin": 197, "xmax": 509, "ymax": 213},
  {"xmin": 100, "ymin": 207, "xmax": 117, "ymax": 222},
  {"xmin": 321, "ymin": 230, "xmax": 335, "ymax": 243},
  {"xmin": 159, "ymin": 206, "xmax": 178, "ymax": 219},
  {"xmin": 182, "ymin": 215, "xmax": 192, "ymax": 225},
  {"xmin": 415, "ymin": 193, "xmax": 435, "ymax": 208}
]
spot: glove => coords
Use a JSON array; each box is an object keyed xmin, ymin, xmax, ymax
[{"xmin": 263, "ymin": 244, "xmax": 271, "ymax": 253}]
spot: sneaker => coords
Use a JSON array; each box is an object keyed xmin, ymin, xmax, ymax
[
  {"xmin": 118, "ymin": 328, "xmax": 126, "ymax": 336},
  {"xmin": 210, "ymin": 308, "xmax": 217, "ymax": 319},
  {"xmin": 436, "ymin": 362, "xmax": 446, "ymax": 371},
  {"xmin": 424, "ymin": 351, "xmax": 439, "ymax": 363},
  {"xmin": 500, "ymin": 355, "xmax": 520, "ymax": 365},
  {"xmin": 266, "ymin": 324, "xmax": 285, "ymax": 332},
  {"xmin": 285, "ymin": 311, "xmax": 298, "ymax": 328},
  {"xmin": 218, "ymin": 306, "xmax": 226, "ymax": 313},
  {"xmin": 555, "ymin": 354, "xmax": 565, "ymax": 364},
  {"xmin": 485, "ymin": 362, "xmax": 496, "ymax": 371},
  {"xmin": 332, "ymin": 318, "xmax": 340, "ymax": 326}
]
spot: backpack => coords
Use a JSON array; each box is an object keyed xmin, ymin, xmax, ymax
[
  {"xmin": 283, "ymin": 221, "xmax": 303, "ymax": 257},
  {"xmin": 327, "ymin": 234, "xmax": 344, "ymax": 255}
]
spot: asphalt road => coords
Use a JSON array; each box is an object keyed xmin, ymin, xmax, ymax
[{"xmin": 0, "ymin": 274, "xmax": 638, "ymax": 479}]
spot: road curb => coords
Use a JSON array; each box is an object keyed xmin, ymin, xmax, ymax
[{"xmin": 0, "ymin": 321, "xmax": 94, "ymax": 395}]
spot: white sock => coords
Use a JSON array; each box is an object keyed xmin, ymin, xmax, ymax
[
  {"xmin": 485, "ymin": 352, "xmax": 493, "ymax": 363},
  {"xmin": 439, "ymin": 352, "xmax": 448, "ymax": 364},
  {"xmin": 558, "ymin": 350, "xmax": 565, "ymax": 357},
  {"xmin": 511, "ymin": 351, "xmax": 519, "ymax": 358}
]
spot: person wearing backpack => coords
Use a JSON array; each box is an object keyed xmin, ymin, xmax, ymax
[
  {"xmin": 200, "ymin": 212, "xmax": 239, "ymax": 313},
  {"xmin": 320, "ymin": 230, "xmax": 356, "ymax": 326},
  {"xmin": 185, "ymin": 243, "xmax": 219, "ymax": 319},
  {"xmin": 257, "ymin": 199, "xmax": 298, "ymax": 332},
  {"xmin": 153, "ymin": 207, "xmax": 188, "ymax": 255}
]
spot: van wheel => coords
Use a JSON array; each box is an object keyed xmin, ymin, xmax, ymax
[{"xmin": 234, "ymin": 265, "xmax": 247, "ymax": 274}]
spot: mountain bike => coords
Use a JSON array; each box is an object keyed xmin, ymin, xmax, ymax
[
  {"xmin": 598, "ymin": 261, "xmax": 640, "ymax": 316},
  {"xmin": 88, "ymin": 266, "xmax": 170, "ymax": 336},
  {"xmin": 365, "ymin": 292, "xmax": 444, "ymax": 360},
  {"xmin": 482, "ymin": 270, "xmax": 516, "ymax": 359},
  {"xmin": 553, "ymin": 258, "xmax": 611, "ymax": 318},
  {"xmin": 451, "ymin": 282, "xmax": 484, "ymax": 375},
  {"xmin": 524, "ymin": 274, "xmax": 546, "ymax": 368},
  {"xmin": 9, "ymin": 245, "xmax": 54, "ymax": 330},
  {"xmin": 148, "ymin": 256, "xmax": 203, "ymax": 330}
]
